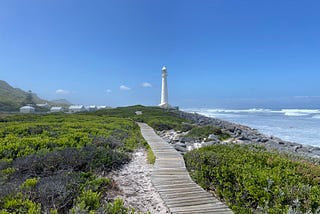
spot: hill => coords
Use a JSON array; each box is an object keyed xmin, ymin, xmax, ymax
[
  {"xmin": 51, "ymin": 99, "xmax": 72, "ymax": 105},
  {"xmin": 0, "ymin": 80, "xmax": 48, "ymax": 111},
  {"xmin": 0, "ymin": 80, "xmax": 71, "ymax": 112}
]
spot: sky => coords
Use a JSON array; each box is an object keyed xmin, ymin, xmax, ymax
[{"xmin": 1, "ymin": 0, "xmax": 320, "ymax": 108}]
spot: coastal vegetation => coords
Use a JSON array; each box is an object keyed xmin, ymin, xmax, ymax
[
  {"xmin": 147, "ymin": 146, "xmax": 156, "ymax": 165},
  {"xmin": 94, "ymin": 105, "xmax": 189, "ymax": 132},
  {"xmin": 184, "ymin": 144, "xmax": 320, "ymax": 213},
  {"xmin": 184, "ymin": 125, "xmax": 230, "ymax": 141},
  {"xmin": 1, "ymin": 105, "xmax": 320, "ymax": 213},
  {"xmin": 0, "ymin": 112, "xmax": 145, "ymax": 213}
]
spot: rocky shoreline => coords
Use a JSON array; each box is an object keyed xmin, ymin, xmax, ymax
[{"xmin": 160, "ymin": 110, "xmax": 320, "ymax": 160}]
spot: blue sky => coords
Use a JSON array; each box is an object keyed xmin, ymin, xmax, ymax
[{"xmin": 1, "ymin": 0, "xmax": 319, "ymax": 108}]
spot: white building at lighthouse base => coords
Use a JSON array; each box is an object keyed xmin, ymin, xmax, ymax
[{"xmin": 159, "ymin": 102, "xmax": 171, "ymax": 108}]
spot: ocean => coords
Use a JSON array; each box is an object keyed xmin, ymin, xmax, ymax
[{"xmin": 183, "ymin": 108, "xmax": 320, "ymax": 147}]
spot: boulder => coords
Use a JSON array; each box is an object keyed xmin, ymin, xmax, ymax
[
  {"xmin": 202, "ymin": 141, "xmax": 218, "ymax": 147},
  {"xmin": 174, "ymin": 145, "xmax": 187, "ymax": 153},
  {"xmin": 172, "ymin": 134, "xmax": 181, "ymax": 142},
  {"xmin": 180, "ymin": 137, "xmax": 196, "ymax": 144},
  {"xmin": 294, "ymin": 144, "xmax": 302, "ymax": 152},
  {"xmin": 238, "ymin": 135, "xmax": 250, "ymax": 141},
  {"xmin": 175, "ymin": 142, "xmax": 186, "ymax": 148},
  {"xmin": 208, "ymin": 134, "xmax": 219, "ymax": 142},
  {"xmin": 257, "ymin": 138, "xmax": 269, "ymax": 143}
]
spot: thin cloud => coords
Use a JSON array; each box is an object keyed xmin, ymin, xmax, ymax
[
  {"xmin": 106, "ymin": 89, "xmax": 112, "ymax": 93},
  {"xmin": 142, "ymin": 82, "xmax": 152, "ymax": 88},
  {"xmin": 120, "ymin": 85, "xmax": 131, "ymax": 91},
  {"xmin": 55, "ymin": 89, "xmax": 70, "ymax": 95}
]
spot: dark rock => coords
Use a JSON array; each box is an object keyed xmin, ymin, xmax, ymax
[
  {"xmin": 311, "ymin": 147, "xmax": 320, "ymax": 151},
  {"xmin": 294, "ymin": 144, "xmax": 302, "ymax": 152},
  {"xmin": 238, "ymin": 135, "xmax": 250, "ymax": 141},
  {"xmin": 225, "ymin": 125, "xmax": 235, "ymax": 132},
  {"xmin": 174, "ymin": 145, "xmax": 187, "ymax": 153},
  {"xmin": 180, "ymin": 137, "xmax": 195, "ymax": 144},
  {"xmin": 258, "ymin": 138, "xmax": 269, "ymax": 143},
  {"xmin": 175, "ymin": 142, "xmax": 186, "ymax": 148},
  {"xmin": 180, "ymin": 139, "xmax": 186, "ymax": 144}
]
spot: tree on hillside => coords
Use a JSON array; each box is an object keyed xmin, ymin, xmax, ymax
[{"xmin": 22, "ymin": 90, "xmax": 35, "ymax": 106}]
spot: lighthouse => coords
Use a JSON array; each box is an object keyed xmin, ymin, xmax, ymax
[{"xmin": 159, "ymin": 66, "xmax": 170, "ymax": 108}]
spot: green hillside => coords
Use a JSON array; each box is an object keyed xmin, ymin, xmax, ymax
[{"xmin": 0, "ymin": 80, "xmax": 47, "ymax": 112}]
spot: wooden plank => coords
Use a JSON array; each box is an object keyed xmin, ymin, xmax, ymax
[
  {"xmin": 137, "ymin": 123, "xmax": 233, "ymax": 214},
  {"xmin": 171, "ymin": 205, "xmax": 233, "ymax": 213}
]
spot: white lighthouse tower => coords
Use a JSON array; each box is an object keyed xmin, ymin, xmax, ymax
[{"xmin": 159, "ymin": 66, "xmax": 170, "ymax": 108}]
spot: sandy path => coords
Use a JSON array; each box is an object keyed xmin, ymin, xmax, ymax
[{"xmin": 110, "ymin": 148, "xmax": 169, "ymax": 213}]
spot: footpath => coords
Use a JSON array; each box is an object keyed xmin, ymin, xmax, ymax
[{"xmin": 138, "ymin": 123, "xmax": 233, "ymax": 214}]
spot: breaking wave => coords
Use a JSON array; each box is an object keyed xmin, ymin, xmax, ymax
[
  {"xmin": 184, "ymin": 108, "xmax": 320, "ymax": 117},
  {"xmin": 280, "ymin": 109, "xmax": 320, "ymax": 117},
  {"xmin": 183, "ymin": 107, "xmax": 320, "ymax": 147}
]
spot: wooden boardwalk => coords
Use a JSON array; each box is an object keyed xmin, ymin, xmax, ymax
[{"xmin": 138, "ymin": 123, "xmax": 233, "ymax": 214}]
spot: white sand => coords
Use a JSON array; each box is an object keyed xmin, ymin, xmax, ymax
[{"xmin": 110, "ymin": 148, "xmax": 169, "ymax": 213}]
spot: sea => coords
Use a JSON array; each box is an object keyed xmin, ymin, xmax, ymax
[{"xmin": 183, "ymin": 108, "xmax": 320, "ymax": 148}]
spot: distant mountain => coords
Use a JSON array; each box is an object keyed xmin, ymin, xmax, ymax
[
  {"xmin": 0, "ymin": 80, "xmax": 67, "ymax": 112},
  {"xmin": 51, "ymin": 99, "xmax": 72, "ymax": 105}
]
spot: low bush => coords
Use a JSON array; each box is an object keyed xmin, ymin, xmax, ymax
[
  {"xmin": 184, "ymin": 144, "xmax": 320, "ymax": 213},
  {"xmin": 185, "ymin": 125, "xmax": 230, "ymax": 141},
  {"xmin": 94, "ymin": 105, "xmax": 190, "ymax": 132},
  {"xmin": 104, "ymin": 198, "xmax": 131, "ymax": 214},
  {"xmin": 0, "ymin": 106, "xmax": 189, "ymax": 212},
  {"xmin": 147, "ymin": 146, "xmax": 156, "ymax": 164},
  {"xmin": 0, "ymin": 112, "xmax": 145, "ymax": 212}
]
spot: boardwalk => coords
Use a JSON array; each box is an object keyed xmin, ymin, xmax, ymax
[{"xmin": 138, "ymin": 123, "xmax": 233, "ymax": 214}]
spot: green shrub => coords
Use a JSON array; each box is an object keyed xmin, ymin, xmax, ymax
[
  {"xmin": 148, "ymin": 117, "xmax": 183, "ymax": 131},
  {"xmin": 82, "ymin": 177, "xmax": 111, "ymax": 192},
  {"xmin": 20, "ymin": 178, "xmax": 38, "ymax": 190},
  {"xmin": 2, "ymin": 193, "xmax": 41, "ymax": 214},
  {"xmin": 184, "ymin": 144, "xmax": 320, "ymax": 213},
  {"xmin": 147, "ymin": 146, "xmax": 156, "ymax": 164},
  {"xmin": 185, "ymin": 125, "xmax": 230, "ymax": 141},
  {"xmin": 49, "ymin": 208, "xmax": 58, "ymax": 214},
  {"xmin": 0, "ymin": 113, "xmax": 140, "ymax": 212},
  {"xmin": 0, "ymin": 167, "xmax": 15, "ymax": 179},
  {"xmin": 104, "ymin": 198, "xmax": 129, "ymax": 214},
  {"xmin": 94, "ymin": 105, "xmax": 190, "ymax": 132},
  {"xmin": 77, "ymin": 189, "xmax": 101, "ymax": 211},
  {"xmin": 0, "ymin": 106, "xmax": 187, "ymax": 212},
  {"xmin": 0, "ymin": 114, "xmax": 144, "ymax": 160}
]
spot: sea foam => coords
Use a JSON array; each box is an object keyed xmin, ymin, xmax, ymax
[{"xmin": 183, "ymin": 108, "xmax": 320, "ymax": 147}]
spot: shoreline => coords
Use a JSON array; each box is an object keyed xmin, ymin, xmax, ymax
[{"xmin": 172, "ymin": 110, "xmax": 320, "ymax": 160}]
